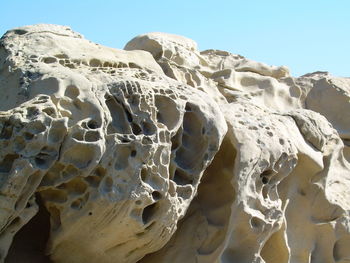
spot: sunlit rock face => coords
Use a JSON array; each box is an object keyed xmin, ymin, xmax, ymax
[{"xmin": 0, "ymin": 24, "xmax": 350, "ymax": 263}]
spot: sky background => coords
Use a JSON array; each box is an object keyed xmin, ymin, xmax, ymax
[{"xmin": 1, "ymin": 0, "xmax": 349, "ymax": 77}]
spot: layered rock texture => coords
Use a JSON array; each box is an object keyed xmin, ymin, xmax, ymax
[{"xmin": 0, "ymin": 24, "xmax": 349, "ymax": 263}]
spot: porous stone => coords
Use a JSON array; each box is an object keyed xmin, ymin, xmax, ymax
[
  {"xmin": 0, "ymin": 25, "xmax": 350, "ymax": 263},
  {"xmin": 0, "ymin": 25, "xmax": 227, "ymax": 263}
]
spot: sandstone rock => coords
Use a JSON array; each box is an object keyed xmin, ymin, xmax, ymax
[
  {"xmin": 0, "ymin": 25, "xmax": 227, "ymax": 263},
  {"xmin": 125, "ymin": 33, "xmax": 301, "ymax": 112},
  {"xmin": 0, "ymin": 25, "xmax": 350, "ymax": 263},
  {"xmin": 300, "ymin": 72, "xmax": 350, "ymax": 162}
]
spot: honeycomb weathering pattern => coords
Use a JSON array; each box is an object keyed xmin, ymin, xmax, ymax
[
  {"xmin": 0, "ymin": 24, "xmax": 227, "ymax": 262},
  {"xmin": 0, "ymin": 24, "xmax": 350, "ymax": 263}
]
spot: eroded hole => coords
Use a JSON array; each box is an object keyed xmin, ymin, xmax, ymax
[
  {"xmin": 261, "ymin": 170, "xmax": 274, "ymax": 177},
  {"xmin": 61, "ymin": 177, "xmax": 88, "ymax": 195},
  {"xmin": 87, "ymin": 120, "xmax": 100, "ymax": 129},
  {"xmin": 85, "ymin": 131, "xmax": 100, "ymax": 142},
  {"xmin": 42, "ymin": 57, "xmax": 57, "ymax": 64},
  {"xmin": 65, "ymin": 85, "xmax": 80, "ymax": 99},
  {"xmin": 105, "ymin": 95, "xmax": 130, "ymax": 134},
  {"xmin": 262, "ymin": 176, "xmax": 269, "ymax": 184},
  {"xmin": 26, "ymin": 107, "xmax": 40, "ymax": 119},
  {"xmin": 84, "ymin": 176, "xmax": 101, "ymax": 188},
  {"xmin": 261, "ymin": 170, "xmax": 274, "ymax": 184},
  {"xmin": 130, "ymin": 150, "xmax": 137, "ymax": 157},
  {"xmin": 250, "ymin": 216, "xmax": 264, "ymax": 229},
  {"xmin": 142, "ymin": 121, "xmax": 155, "ymax": 135},
  {"xmin": 13, "ymin": 29, "xmax": 28, "ymax": 35},
  {"xmin": 173, "ymin": 169, "xmax": 193, "ymax": 185},
  {"xmin": 176, "ymin": 185, "xmax": 193, "ymax": 199},
  {"xmin": 131, "ymin": 123, "xmax": 142, "ymax": 135},
  {"xmin": 72, "ymin": 132, "xmax": 84, "ymax": 141},
  {"xmin": 34, "ymin": 153, "xmax": 53, "ymax": 169},
  {"xmin": 89, "ymin": 59, "xmax": 101, "ymax": 67},
  {"xmin": 185, "ymin": 103, "xmax": 193, "ymax": 111},
  {"xmin": 71, "ymin": 199, "xmax": 83, "ymax": 210},
  {"xmin": 142, "ymin": 203, "xmax": 158, "ymax": 225},
  {"xmin": 298, "ymin": 189, "xmax": 306, "ymax": 196},
  {"xmin": 152, "ymin": 191, "xmax": 162, "ymax": 200},
  {"xmin": 154, "ymin": 95, "xmax": 180, "ymax": 130},
  {"xmin": 23, "ymin": 132, "xmax": 34, "ymax": 140},
  {"xmin": 42, "ymin": 107, "xmax": 55, "ymax": 117},
  {"xmin": 128, "ymin": 63, "xmax": 141, "ymax": 69},
  {"xmin": 0, "ymin": 154, "xmax": 19, "ymax": 173},
  {"xmin": 94, "ymin": 166, "xmax": 106, "ymax": 177},
  {"xmin": 120, "ymin": 136, "xmax": 131, "ymax": 143},
  {"xmin": 142, "ymin": 136, "xmax": 152, "ymax": 145},
  {"xmin": 183, "ymin": 110, "xmax": 202, "ymax": 136}
]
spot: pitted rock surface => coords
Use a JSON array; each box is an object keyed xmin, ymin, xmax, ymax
[{"xmin": 0, "ymin": 25, "xmax": 350, "ymax": 263}]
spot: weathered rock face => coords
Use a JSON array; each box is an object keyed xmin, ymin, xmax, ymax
[{"xmin": 0, "ymin": 25, "xmax": 349, "ymax": 263}]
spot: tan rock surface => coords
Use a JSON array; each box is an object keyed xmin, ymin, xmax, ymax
[{"xmin": 0, "ymin": 25, "xmax": 350, "ymax": 263}]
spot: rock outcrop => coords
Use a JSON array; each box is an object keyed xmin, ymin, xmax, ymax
[{"xmin": 0, "ymin": 25, "xmax": 349, "ymax": 263}]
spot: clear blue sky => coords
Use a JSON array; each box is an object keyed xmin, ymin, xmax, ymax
[{"xmin": 1, "ymin": 0, "xmax": 349, "ymax": 77}]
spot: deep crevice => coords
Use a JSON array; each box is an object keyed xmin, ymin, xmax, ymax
[{"xmin": 6, "ymin": 194, "xmax": 52, "ymax": 263}]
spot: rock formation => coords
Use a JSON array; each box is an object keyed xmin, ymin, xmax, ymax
[{"xmin": 0, "ymin": 24, "xmax": 349, "ymax": 263}]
